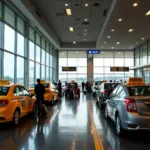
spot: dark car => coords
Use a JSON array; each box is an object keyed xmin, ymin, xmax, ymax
[{"xmin": 96, "ymin": 82, "xmax": 121, "ymax": 108}]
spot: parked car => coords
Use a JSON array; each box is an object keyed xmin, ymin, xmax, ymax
[
  {"xmin": 105, "ymin": 77, "xmax": 150, "ymax": 135},
  {"xmin": 96, "ymin": 82, "xmax": 121, "ymax": 108},
  {"xmin": 92, "ymin": 81, "xmax": 102, "ymax": 96}
]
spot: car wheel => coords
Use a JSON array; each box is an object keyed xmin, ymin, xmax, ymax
[
  {"xmin": 105, "ymin": 107, "xmax": 109, "ymax": 120},
  {"xmin": 116, "ymin": 114, "xmax": 124, "ymax": 136},
  {"xmin": 13, "ymin": 109, "xmax": 20, "ymax": 125}
]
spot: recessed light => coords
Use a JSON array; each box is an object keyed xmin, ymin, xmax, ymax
[
  {"xmin": 84, "ymin": 29, "xmax": 87, "ymax": 32},
  {"xmin": 118, "ymin": 18, "xmax": 122, "ymax": 22},
  {"xmin": 131, "ymin": 46, "xmax": 133, "ymax": 48},
  {"xmin": 118, "ymin": 52, "xmax": 121, "ymax": 54},
  {"xmin": 84, "ymin": 19, "xmax": 88, "ymax": 21},
  {"xmin": 66, "ymin": 9, "xmax": 72, "ymax": 15},
  {"xmin": 146, "ymin": 10, "xmax": 150, "ymax": 16},
  {"xmin": 84, "ymin": 39, "xmax": 87, "ymax": 41},
  {"xmin": 73, "ymin": 41, "xmax": 76, "ymax": 44},
  {"xmin": 84, "ymin": 33, "xmax": 87, "ymax": 35},
  {"xmin": 136, "ymin": 42, "xmax": 138, "ymax": 44},
  {"xmin": 128, "ymin": 29, "xmax": 133, "ymax": 32},
  {"xmin": 85, "ymin": 4, "xmax": 88, "ymax": 7},
  {"xmin": 69, "ymin": 27, "xmax": 74, "ymax": 32},
  {"xmin": 76, "ymin": 51, "xmax": 78, "ymax": 53},
  {"xmin": 142, "ymin": 37, "xmax": 145, "ymax": 40},
  {"xmin": 108, "ymin": 36, "xmax": 110, "ymax": 38},
  {"xmin": 111, "ymin": 29, "xmax": 114, "ymax": 32},
  {"xmin": 62, "ymin": 53, "xmax": 64, "ymax": 55},
  {"xmin": 112, "ymin": 47, "xmax": 114, "ymax": 49},
  {"xmin": 116, "ymin": 42, "xmax": 120, "ymax": 44},
  {"xmin": 133, "ymin": 3, "xmax": 138, "ymax": 7},
  {"xmin": 65, "ymin": 3, "xmax": 68, "ymax": 6},
  {"xmin": 104, "ymin": 42, "xmax": 106, "ymax": 44},
  {"xmin": 102, "ymin": 52, "xmax": 105, "ymax": 54},
  {"xmin": 101, "ymin": 46, "xmax": 103, "ymax": 48}
]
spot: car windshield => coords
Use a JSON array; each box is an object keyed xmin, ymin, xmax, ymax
[
  {"xmin": 0, "ymin": 86, "xmax": 10, "ymax": 96},
  {"xmin": 104, "ymin": 83, "xmax": 120, "ymax": 91},
  {"xmin": 128, "ymin": 86, "xmax": 150, "ymax": 96}
]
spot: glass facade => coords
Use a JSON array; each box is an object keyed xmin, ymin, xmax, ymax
[
  {"xmin": 94, "ymin": 51, "xmax": 134, "ymax": 82},
  {"xmin": 0, "ymin": 2, "xmax": 57, "ymax": 88}
]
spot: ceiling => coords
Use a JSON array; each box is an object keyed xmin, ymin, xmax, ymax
[{"xmin": 17, "ymin": 0, "xmax": 150, "ymax": 50}]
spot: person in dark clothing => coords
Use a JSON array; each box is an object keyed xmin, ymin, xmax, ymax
[
  {"xmin": 34, "ymin": 79, "xmax": 45, "ymax": 115},
  {"xmin": 81, "ymin": 81, "xmax": 85, "ymax": 92},
  {"xmin": 58, "ymin": 80, "xmax": 62, "ymax": 97}
]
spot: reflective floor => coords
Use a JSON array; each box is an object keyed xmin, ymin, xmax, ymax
[{"xmin": 0, "ymin": 93, "xmax": 150, "ymax": 150}]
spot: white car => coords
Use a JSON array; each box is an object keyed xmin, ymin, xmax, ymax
[{"xmin": 92, "ymin": 81, "xmax": 102, "ymax": 96}]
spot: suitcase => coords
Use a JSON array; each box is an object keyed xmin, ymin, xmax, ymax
[{"xmin": 40, "ymin": 104, "xmax": 48, "ymax": 115}]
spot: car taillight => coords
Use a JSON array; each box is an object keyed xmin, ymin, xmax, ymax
[
  {"xmin": 0, "ymin": 99, "xmax": 9, "ymax": 107},
  {"xmin": 102, "ymin": 90, "xmax": 109, "ymax": 94},
  {"xmin": 125, "ymin": 98, "xmax": 137, "ymax": 113}
]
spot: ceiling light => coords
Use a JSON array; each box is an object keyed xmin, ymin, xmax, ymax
[
  {"xmin": 84, "ymin": 33, "xmax": 87, "ymax": 35},
  {"xmin": 116, "ymin": 42, "xmax": 120, "ymax": 44},
  {"xmin": 118, "ymin": 18, "xmax": 122, "ymax": 22},
  {"xmin": 112, "ymin": 47, "xmax": 114, "ymax": 49},
  {"xmin": 66, "ymin": 9, "xmax": 72, "ymax": 15},
  {"xmin": 133, "ymin": 3, "xmax": 138, "ymax": 7},
  {"xmin": 108, "ymin": 36, "xmax": 110, "ymax": 38},
  {"xmin": 84, "ymin": 19, "xmax": 88, "ymax": 21},
  {"xmin": 128, "ymin": 29, "xmax": 133, "ymax": 32},
  {"xmin": 142, "ymin": 37, "xmax": 145, "ymax": 40},
  {"xmin": 136, "ymin": 42, "xmax": 138, "ymax": 44},
  {"xmin": 69, "ymin": 27, "xmax": 74, "ymax": 32},
  {"xmin": 84, "ymin": 29, "xmax": 87, "ymax": 32},
  {"xmin": 84, "ymin": 39, "xmax": 87, "ymax": 41},
  {"xmin": 76, "ymin": 51, "xmax": 78, "ymax": 53},
  {"xmin": 101, "ymin": 46, "xmax": 103, "ymax": 48},
  {"xmin": 146, "ymin": 10, "xmax": 150, "ymax": 16},
  {"xmin": 65, "ymin": 3, "xmax": 68, "ymax": 6},
  {"xmin": 73, "ymin": 41, "xmax": 76, "ymax": 44},
  {"xmin": 111, "ymin": 29, "xmax": 114, "ymax": 32},
  {"xmin": 104, "ymin": 42, "xmax": 106, "ymax": 44},
  {"xmin": 62, "ymin": 53, "xmax": 64, "ymax": 55},
  {"xmin": 85, "ymin": 4, "xmax": 88, "ymax": 7},
  {"xmin": 102, "ymin": 52, "xmax": 105, "ymax": 53},
  {"xmin": 118, "ymin": 52, "xmax": 121, "ymax": 54}
]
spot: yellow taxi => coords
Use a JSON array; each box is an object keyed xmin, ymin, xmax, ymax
[
  {"xmin": 28, "ymin": 80, "xmax": 59, "ymax": 103},
  {"xmin": 0, "ymin": 80, "xmax": 36, "ymax": 125}
]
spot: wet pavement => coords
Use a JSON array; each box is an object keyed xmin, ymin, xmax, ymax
[{"xmin": 0, "ymin": 93, "xmax": 150, "ymax": 150}]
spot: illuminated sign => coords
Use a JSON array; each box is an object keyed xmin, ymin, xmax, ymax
[
  {"xmin": 110, "ymin": 67, "xmax": 129, "ymax": 72},
  {"xmin": 62, "ymin": 67, "xmax": 76, "ymax": 71},
  {"xmin": 87, "ymin": 50, "xmax": 100, "ymax": 54}
]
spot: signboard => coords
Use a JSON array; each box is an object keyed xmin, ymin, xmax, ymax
[
  {"xmin": 62, "ymin": 67, "xmax": 76, "ymax": 71},
  {"xmin": 110, "ymin": 67, "xmax": 129, "ymax": 72},
  {"xmin": 87, "ymin": 50, "xmax": 100, "ymax": 54}
]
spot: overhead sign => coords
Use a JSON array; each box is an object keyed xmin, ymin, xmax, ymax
[
  {"xmin": 87, "ymin": 50, "xmax": 100, "ymax": 54},
  {"xmin": 62, "ymin": 67, "xmax": 76, "ymax": 71},
  {"xmin": 110, "ymin": 67, "xmax": 129, "ymax": 72}
]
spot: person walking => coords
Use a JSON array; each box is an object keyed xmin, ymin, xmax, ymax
[
  {"xmin": 73, "ymin": 82, "xmax": 78, "ymax": 99},
  {"xmin": 34, "ymin": 79, "xmax": 45, "ymax": 115},
  {"xmin": 58, "ymin": 80, "xmax": 62, "ymax": 97},
  {"xmin": 81, "ymin": 81, "xmax": 85, "ymax": 92}
]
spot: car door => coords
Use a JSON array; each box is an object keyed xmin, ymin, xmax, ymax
[
  {"xmin": 19, "ymin": 86, "xmax": 32, "ymax": 114},
  {"xmin": 107, "ymin": 86, "xmax": 119, "ymax": 120}
]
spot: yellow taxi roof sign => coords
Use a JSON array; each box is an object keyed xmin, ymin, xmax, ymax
[
  {"xmin": 0, "ymin": 80, "xmax": 10, "ymax": 85},
  {"xmin": 126, "ymin": 77, "xmax": 145, "ymax": 85}
]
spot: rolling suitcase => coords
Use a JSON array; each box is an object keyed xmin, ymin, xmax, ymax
[{"xmin": 40, "ymin": 104, "xmax": 48, "ymax": 115}]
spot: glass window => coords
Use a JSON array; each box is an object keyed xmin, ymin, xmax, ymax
[
  {"xmin": 36, "ymin": 45, "xmax": 40, "ymax": 62},
  {"xmin": 46, "ymin": 67, "xmax": 49, "ymax": 81},
  {"xmin": 36, "ymin": 33, "xmax": 40, "ymax": 46},
  {"xmin": 46, "ymin": 52, "xmax": 49, "ymax": 66},
  {"xmin": 4, "ymin": 52, "xmax": 14, "ymax": 84},
  {"xmin": 125, "ymin": 51, "xmax": 133, "ymax": 58},
  {"xmin": 114, "ymin": 58, "xmax": 124, "ymax": 66},
  {"xmin": 4, "ymin": 24, "xmax": 15, "ymax": 53},
  {"xmin": 143, "ymin": 51, "xmax": 147, "ymax": 64},
  {"xmin": 29, "ymin": 61, "xmax": 34, "ymax": 86},
  {"xmin": 59, "ymin": 58, "xmax": 67, "ymax": 66},
  {"xmin": 104, "ymin": 58, "xmax": 114, "ymax": 66},
  {"xmin": 0, "ymin": 86, "xmax": 9, "ymax": 96},
  {"xmin": 94, "ymin": 67, "xmax": 104, "ymax": 73},
  {"xmin": 0, "ymin": 21, "xmax": 2, "ymax": 48},
  {"xmin": 114, "ymin": 52, "xmax": 124, "ymax": 58},
  {"xmin": 68, "ymin": 58, "xmax": 77, "ymax": 66},
  {"xmin": 29, "ymin": 27, "xmax": 34, "ymax": 41},
  {"xmin": 94, "ymin": 74, "xmax": 104, "ymax": 81},
  {"xmin": 17, "ymin": 17, "xmax": 25, "ymax": 34},
  {"xmin": 148, "ymin": 51, "xmax": 150, "ymax": 63},
  {"xmin": 104, "ymin": 67, "xmax": 112, "ymax": 73},
  {"xmin": 77, "ymin": 58, "xmax": 87, "ymax": 66},
  {"xmin": 50, "ymin": 54, "xmax": 52, "ymax": 67},
  {"xmin": 125, "ymin": 58, "xmax": 134, "ymax": 66},
  {"xmin": 50, "ymin": 68, "xmax": 52, "ymax": 82},
  {"xmin": 17, "ymin": 33, "xmax": 24, "ymax": 56},
  {"xmin": 17, "ymin": 57, "xmax": 24, "ymax": 85},
  {"xmin": 76, "ymin": 74, "xmax": 87, "ymax": 84},
  {"xmin": 14, "ymin": 87, "xmax": 22, "ymax": 96},
  {"xmin": 59, "ymin": 74, "xmax": 67, "ymax": 83},
  {"xmin": 4, "ymin": 6, "xmax": 15, "ymax": 27},
  {"xmin": 29, "ymin": 41, "xmax": 34, "ymax": 60},
  {"xmin": 94, "ymin": 58, "xmax": 103, "ymax": 66},
  {"xmin": 41, "ymin": 65, "xmax": 45, "ymax": 80},
  {"xmin": 42, "ymin": 38, "xmax": 45, "ymax": 49},
  {"xmin": 59, "ymin": 51, "xmax": 67, "ymax": 58},
  {"xmin": 42, "ymin": 49, "xmax": 45, "ymax": 65},
  {"xmin": 0, "ymin": 2, "xmax": 2, "ymax": 18},
  {"xmin": 67, "ymin": 74, "xmax": 77, "ymax": 82},
  {"xmin": 20, "ymin": 86, "xmax": 30, "ymax": 96},
  {"xmin": 36, "ymin": 63, "xmax": 40, "ymax": 79},
  {"xmin": 77, "ymin": 67, "xmax": 87, "ymax": 73}
]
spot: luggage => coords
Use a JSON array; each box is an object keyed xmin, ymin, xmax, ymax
[{"xmin": 40, "ymin": 104, "xmax": 48, "ymax": 115}]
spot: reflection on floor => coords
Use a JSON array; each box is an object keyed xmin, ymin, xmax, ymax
[{"xmin": 0, "ymin": 93, "xmax": 150, "ymax": 150}]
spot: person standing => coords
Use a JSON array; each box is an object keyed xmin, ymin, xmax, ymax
[
  {"xmin": 81, "ymin": 81, "xmax": 85, "ymax": 92},
  {"xmin": 58, "ymin": 80, "xmax": 62, "ymax": 97},
  {"xmin": 34, "ymin": 79, "xmax": 45, "ymax": 115}
]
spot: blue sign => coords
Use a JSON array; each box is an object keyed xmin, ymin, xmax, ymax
[{"xmin": 87, "ymin": 50, "xmax": 99, "ymax": 54}]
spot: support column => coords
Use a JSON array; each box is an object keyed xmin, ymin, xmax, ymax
[{"xmin": 87, "ymin": 54, "xmax": 93, "ymax": 81}]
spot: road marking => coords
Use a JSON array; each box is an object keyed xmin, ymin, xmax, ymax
[{"xmin": 88, "ymin": 101, "xmax": 104, "ymax": 150}]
